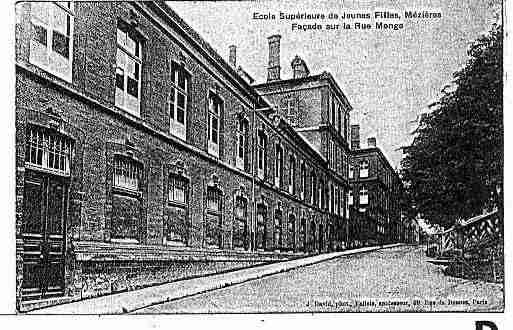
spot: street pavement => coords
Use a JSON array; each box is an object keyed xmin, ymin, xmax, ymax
[{"xmin": 135, "ymin": 245, "xmax": 504, "ymax": 313}]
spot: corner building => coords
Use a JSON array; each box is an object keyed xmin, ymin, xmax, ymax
[{"xmin": 348, "ymin": 125, "xmax": 406, "ymax": 246}]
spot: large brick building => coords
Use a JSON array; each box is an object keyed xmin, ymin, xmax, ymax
[
  {"xmin": 14, "ymin": 1, "xmax": 371, "ymax": 310},
  {"xmin": 253, "ymin": 37, "xmax": 353, "ymax": 251},
  {"xmin": 348, "ymin": 125, "xmax": 406, "ymax": 246}
]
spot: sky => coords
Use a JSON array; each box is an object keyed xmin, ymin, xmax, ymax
[{"xmin": 168, "ymin": 0, "xmax": 500, "ymax": 168}]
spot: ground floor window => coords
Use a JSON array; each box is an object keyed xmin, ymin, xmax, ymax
[
  {"xmin": 165, "ymin": 174, "xmax": 189, "ymax": 245},
  {"xmin": 300, "ymin": 218, "xmax": 307, "ymax": 252},
  {"xmin": 205, "ymin": 186, "xmax": 222, "ymax": 248},
  {"xmin": 310, "ymin": 221, "xmax": 316, "ymax": 252},
  {"xmin": 25, "ymin": 125, "xmax": 72, "ymax": 175},
  {"xmin": 287, "ymin": 214, "xmax": 296, "ymax": 250},
  {"xmin": 233, "ymin": 196, "xmax": 248, "ymax": 249},
  {"xmin": 111, "ymin": 155, "xmax": 142, "ymax": 242},
  {"xmin": 256, "ymin": 204, "xmax": 267, "ymax": 250},
  {"xmin": 111, "ymin": 194, "xmax": 140, "ymax": 241},
  {"xmin": 274, "ymin": 208, "xmax": 282, "ymax": 250}
]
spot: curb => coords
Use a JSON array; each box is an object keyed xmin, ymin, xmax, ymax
[{"xmin": 29, "ymin": 243, "xmax": 404, "ymax": 314}]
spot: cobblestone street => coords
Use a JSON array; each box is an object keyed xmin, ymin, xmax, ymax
[{"xmin": 136, "ymin": 245, "xmax": 504, "ymax": 313}]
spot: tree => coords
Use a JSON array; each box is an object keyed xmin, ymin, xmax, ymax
[{"xmin": 401, "ymin": 21, "xmax": 503, "ymax": 228}]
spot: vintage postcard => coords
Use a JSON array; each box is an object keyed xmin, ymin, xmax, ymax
[{"xmin": 11, "ymin": 0, "xmax": 504, "ymax": 319}]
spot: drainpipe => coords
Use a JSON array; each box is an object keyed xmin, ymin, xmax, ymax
[{"xmin": 251, "ymin": 98, "xmax": 257, "ymax": 251}]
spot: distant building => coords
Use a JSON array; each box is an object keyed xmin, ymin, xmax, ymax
[
  {"xmin": 348, "ymin": 125, "xmax": 406, "ymax": 246},
  {"xmin": 254, "ymin": 41, "xmax": 353, "ymax": 251}
]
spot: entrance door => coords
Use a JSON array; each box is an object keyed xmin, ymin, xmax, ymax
[{"xmin": 21, "ymin": 170, "xmax": 68, "ymax": 301}]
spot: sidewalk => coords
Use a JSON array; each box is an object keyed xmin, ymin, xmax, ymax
[{"xmin": 29, "ymin": 243, "xmax": 403, "ymax": 314}]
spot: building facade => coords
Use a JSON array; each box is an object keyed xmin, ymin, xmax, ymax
[
  {"xmin": 15, "ymin": 1, "xmax": 366, "ymax": 310},
  {"xmin": 348, "ymin": 125, "xmax": 406, "ymax": 246},
  {"xmin": 254, "ymin": 41, "xmax": 352, "ymax": 251}
]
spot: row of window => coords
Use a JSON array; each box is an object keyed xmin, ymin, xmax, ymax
[
  {"xmin": 26, "ymin": 3, "xmax": 347, "ymax": 199},
  {"xmin": 328, "ymin": 93, "xmax": 349, "ymax": 143},
  {"xmin": 327, "ymin": 138, "xmax": 347, "ymax": 176},
  {"xmin": 349, "ymin": 160, "xmax": 369, "ymax": 179},
  {"xmin": 27, "ymin": 3, "xmax": 235, "ymax": 161},
  {"xmin": 24, "ymin": 126, "xmax": 340, "ymax": 250},
  {"xmin": 348, "ymin": 186, "xmax": 369, "ymax": 206},
  {"xmin": 256, "ymin": 131, "xmax": 346, "ymax": 216}
]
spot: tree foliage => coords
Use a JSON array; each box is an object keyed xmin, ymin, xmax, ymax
[{"xmin": 401, "ymin": 22, "xmax": 503, "ymax": 228}]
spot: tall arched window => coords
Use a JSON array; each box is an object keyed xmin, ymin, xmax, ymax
[
  {"xmin": 288, "ymin": 154, "xmax": 296, "ymax": 195},
  {"xmin": 257, "ymin": 130, "xmax": 267, "ymax": 179},
  {"xmin": 274, "ymin": 143, "xmax": 283, "ymax": 187},
  {"xmin": 233, "ymin": 195, "xmax": 248, "ymax": 250},
  {"xmin": 169, "ymin": 61, "xmax": 189, "ymax": 140},
  {"xmin": 205, "ymin": 186, "xmax": 222, "ymax": 248},
  {"xmin": 300, "ymin": 217, "xmax": 307, "ymax": 252},
  {"xmin": 165, "ymin": 173, "xmax": 189, "ymax": 245},
  {"xmin": 116, "ymin": 19, "xmax": 143, "ymax": 116},
  {"xmin": 256, "ymin": 203, "xmax": 267, "ymax": 250},
  {"xmin": 208, "ymin": 92, "xmax": 223, "ymax": 157},
  {"xmin": 300, "ymin": 161, "xmax": 306, "ymax": 200},
  {"xmin": 236, "ymin": 118, "xmax": 248, "ymax": 171},
  {"xmin": 111, "ymin": 155, "xmax": 143, "ymax": 242},
  {"xmin": 287, "ymin": 214, "xmax": 296, "ymax": 250},
  {"xmin": 274, "ymin": 207, "xmax": 282, "ymax": 250},
  {"xmin": 310, "ymin": 171, "xmax": 316, "ymax": 205}
]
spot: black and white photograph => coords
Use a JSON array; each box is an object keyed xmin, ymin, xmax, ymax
[{"xmin": 9, "ymin": 0, "xmax": 505, "ymax": 319}]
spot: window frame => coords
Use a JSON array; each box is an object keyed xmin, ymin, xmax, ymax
[
  {"xmin": 112, "ymin": 154, "xmax": 142, "ymax": 193},
  {"xmin": 233, "ymin": 195, "xmax": 248, "ymax": 250},
  {"xmin": 165, "ymin": 172, "xmax": 190, "ymax": 246},
  {"xmin": 288, "ymin": 154, "xmax": 296, "ymax": 195},
  {"xmin": 115, "ymin": 20, "xmax": 143, "ymax": 117},
  {"xmin": 169, "ymin": 61, "xmax": 190, "ymax": 140},
  {"xmin": 110, "ymin": 154, "xmax": 143, "ymax": 243},
  {"xmin": 205, "ymin": 185, "xmax": 223, "ymax": 248},
  {"xmin": 360, "ymin": 160, "xmax": 369, "ymax": 178},
  {"xmin": 359, "ymin": 185, "xmax": 369, "ymax": 205},
  {"xmin": 236, "ymin": 118, "xmax": 248, "ymax": 170},
  {"xmin": 207, "ymin": 91, "xmax": 223, "ymax": 157},
  {"xmin": 25, "ymin": 125, "xmax": 73, "ymax": 176},
  {"xmin": 274, "ymin": 143, "xmax": 283, "ymax": 188},
  {"xmin": 29, "ymin": 2, "xmax": 74, "ymax": 82},
  {"xmin": 257, "ymin": 130, "xmax": 267, "ymax": 179},
  {"xmin": 300, "ymin": 161, "xmax": 306, "ymax": 200}
]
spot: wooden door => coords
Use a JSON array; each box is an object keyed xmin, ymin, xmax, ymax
[{"xmin": 21, "ymin": 170, "xmax": 68, "ymax": 301}]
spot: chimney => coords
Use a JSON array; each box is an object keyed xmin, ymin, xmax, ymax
[
  {"xmin": 350, "ymin": 125, "xmax": 360, "ymax": 150},
  {"xmin": 267, "ymin": 34, "xmax": 281, "ymax": 82},
  {"xmin": 229, "ymin": 45, "xmax": 237, "ymax": 68},
  {"xmin": 367, "ymin": 137, "xmax": 377, "ymax": 148},
  {"xmin": 291, "ymin": 55, "xmax": 310, "ymax": 79}
]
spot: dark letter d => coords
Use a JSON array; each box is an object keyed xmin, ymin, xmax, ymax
[{"xmin": 476, "ymin": 321, "xmax": 498, "ymax": 330}]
